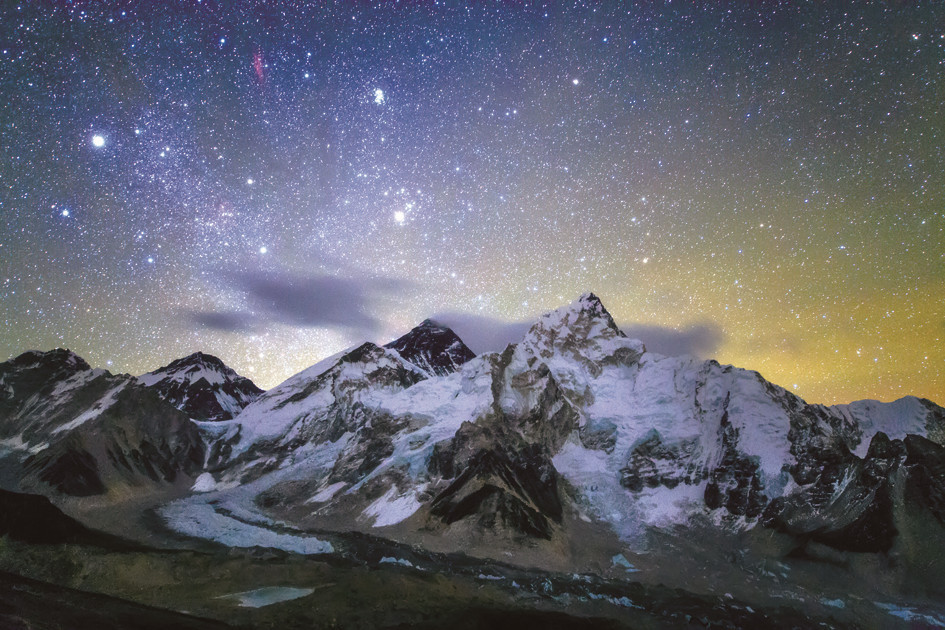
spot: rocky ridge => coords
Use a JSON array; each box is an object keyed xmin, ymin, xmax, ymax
[{"xmin": 137, "ymin": 351, "xmax": 263, "ymax": 422}]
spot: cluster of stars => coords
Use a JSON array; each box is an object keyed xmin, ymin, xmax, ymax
[{"xmin": 0, "ymin": 1, "xmax": 942, "ymax": 405}]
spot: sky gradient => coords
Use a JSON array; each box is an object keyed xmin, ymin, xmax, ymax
[{"xmin": 1, "ymin": 1, "xmax": 942, "ymax": 404}]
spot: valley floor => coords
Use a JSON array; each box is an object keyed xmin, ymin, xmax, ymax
[{"xmin": 2, "ymin": 522, "xmax": 939, "ymax": 630}]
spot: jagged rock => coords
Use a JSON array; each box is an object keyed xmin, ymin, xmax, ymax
[
  {"xmin": 384, "ymin": 319, "xmax": 476, "ymax": 377},
  {"xmin": 0, "ymin": 350, "xmax": 205, "ymax": 497},
  {"xmin": 138, "ymin": 352, "xmax": 263, "ymax": 421},
  {"xmin": 762, "ymin": 432, "xmax": 906, "ymax": 553},
  {"xmin": 620, "ymin": 430, "xmax": 703, "ymax": 491},
  {"xmin": 430, "ymin": 438, "xmax": 562, "ymax": 539},
  {"xmin": 903, "ymin": 434, "xmax": 945, "ymax": 526}
]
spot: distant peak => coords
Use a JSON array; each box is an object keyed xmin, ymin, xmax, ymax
[
  {"xmin": 574, "ymin": 292, "xmax": 607, "ymax": 314},
  {"xmin": 578, "ymin": 291, "xmax": 602, "ymax": 305},
  {"xmin": 163, "ymin": 352, "xmax": 228, "ymax": 371},
  {"xmin": 384, "ymin": 319, "xmax": 476, "ymax": 377},
  {"xmin": 10, "ymin": 348, "xmax": 91, "ymax": 372},
  {"xmin": 564, "ymin": 292, "xmax": 621, "ymax": 333}
]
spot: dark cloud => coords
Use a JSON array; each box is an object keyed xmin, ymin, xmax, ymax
[
  {"xmin": 191, "ymin": 311, "xmax": 256, "ymax": 333},
  {"xmin": 429, "ymin": 313, "xmax": 532, "ymax": 355},
  {"xmin": 432, "ymin": 312, "xmax": 725, "ymax": 359},
  {"xmin": 619, "ymin": 322, "xmax": 725, "ymax": 358},
  {"xmin": 191, "ymin": 270, "xmax": 415, "ymax": 336}
]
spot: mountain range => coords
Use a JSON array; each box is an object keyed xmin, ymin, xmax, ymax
[{"xmin": 1, "ymin": 293, "xmax": 943, "ymax": 628}]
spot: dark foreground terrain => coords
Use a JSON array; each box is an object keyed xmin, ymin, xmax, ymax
[{"xmin": 0, "ymin": 487, "xmax": 942, "ymax": 628}]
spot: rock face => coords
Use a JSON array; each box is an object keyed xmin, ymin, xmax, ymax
[
  {"xmin": 0, "ymin": 488, "xmax": 126, "ymax": 545},
  {"xmin": 4, "ymin": 295, "xmax": 945, "ymax": 577},
  {"xmin": 384, "ymin": 319, "xmax": 476, "ymax": 377},
  {"xmin": 0, "ymin": 350, "xmax": 205, "ymax": 497},
  {"xmin": 159, "ymin": 292, "xmax": 941, "ymax": 567},
  {"xmin": 137, "ymin": 352, "xmax": 263, "ymax": 421}
]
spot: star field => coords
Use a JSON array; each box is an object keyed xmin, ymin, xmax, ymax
[{"xmin": 1, "ymin": 1, "xmax": 942, "ymax": 404}]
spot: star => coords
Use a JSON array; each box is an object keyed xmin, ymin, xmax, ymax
[
  {"xmin": 91, "ymin": 134, "xmax": 105, "ymax": 147},
  {"xmin": 393, "ymin": 210, "xmax": 406, "ymax": 224}
]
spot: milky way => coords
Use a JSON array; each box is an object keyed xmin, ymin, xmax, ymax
[{"xmin": 1, "ymin": 2, "xmax": 942, "ymax": 404}]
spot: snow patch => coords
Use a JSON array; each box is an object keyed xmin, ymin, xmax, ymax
[
  {"xmin": 875, "ymin": 602, "xmax": 945, "ymax": 626},
  {"xmin": 379, "ymin": 556, "xmax": 414, "ymax": 568},
  {"xmin": 52, "ymin": 382, "xmax": 127, "ymax": 434},
  {"xmin": 362, "ymin": 485, "xmax": 423, "ymax": 527},
  {"xmin": 307, "ymin": 481, "xmax": 346, "ymax": 504},
  {"xmin": 192, "ymin": 472, "xmax": 221, "ymax": 493},
  {"xmin": 611, "ymin": 554, "xmax": 638, "ymax": 572}
]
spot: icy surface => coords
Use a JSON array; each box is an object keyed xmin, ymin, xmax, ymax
[
  {"xmin": 379, "ymin": 556, "xmax": 415, "ymax": 568},
  {"xmin": 611, "ymin": 554, "xmax": 638, "ymax": 572},
  {"xmin": 218, "ymin": 586, "xmax": 314, "ymax": 608},
  {"xmin": 161, "ymin": 501, "xmax": 333, "ymax": 554},
  {"xmin": 308, "ymin": 481, "xmax": 347, "ymax": 504},
  {"xmin": 875, "ymin": 602, "xmax": 945, "ymax": 626},
  {"xmin": 362, "ymin": 485, "xmax": 424, "ymax": 527},
  {"xmin": 832, "ymin": 397, "xmax": 933, "ymax": 457},
  {"xmin": 191, "ymin": 472, "xmax": 219, "ymax": 493},
  {"xmin": 162, "ymin": 436, "xmax": 352, "ymax": 553},
  {"xmin": 138, "ymin": 365, "xmax": 226, "ymax": 387}
]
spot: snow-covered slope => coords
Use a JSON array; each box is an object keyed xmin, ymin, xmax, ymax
[
  {"xmin": 829, "ymin": 396, "xmax": 945, "ymax": 457},
  {"xmin": 138, "ymin": 352, "xmax": 263, "ymax": 421},
  {"xmin": 0, "ymin": 349, "xmax": 205, "ymax": 497},
  {"xmin": 7, "ymin": 296, "xmax": 941, "ymax": 574},
  {"xmin": 383, "ymin": 318, "xmax": 476, "ymax": 377},
  {"xmin": 170, "ymin": 293, "xmax": 944, "ymax": 564}
]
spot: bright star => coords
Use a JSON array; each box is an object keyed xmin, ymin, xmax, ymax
[
  {"xmin": 259, "ymin": 246, "xmax": 267, "ymax": 254},
  {"xmin": 374, "ymin": 88, "xmax": 385, "ymax": 105},
  {"xmin": 61, "ymin": 209, "xmax": 69, "ymax": 217},
  {"xmin": 92, "ymin": 134, "xmax": 105, "ymax": 147},
  {"xmin": 394, "ymin": 210, "xmax": 405, "ymax": 224}
]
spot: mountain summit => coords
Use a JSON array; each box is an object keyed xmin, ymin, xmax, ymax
[
  {"xmin": 1, "ymin": 296, "xmax": 944, "ymax": 627},
  {"xmin": 383, "ymin": 319, "xmax": 476, "ymax": 377},
  {"xmin": 137, "ymin": 352, "xmax": 263, "ymax": 421}
]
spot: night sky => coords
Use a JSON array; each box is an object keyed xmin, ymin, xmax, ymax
[{"xmin": 1, "ymin": 1, "xmax": 942, "ymax": 405}]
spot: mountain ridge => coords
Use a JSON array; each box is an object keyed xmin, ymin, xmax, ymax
[{"xmin": 1, "ymin": 295, "xmax": 944, "ymax": 626}]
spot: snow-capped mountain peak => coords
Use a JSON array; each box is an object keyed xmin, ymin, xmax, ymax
[
  {"xmin": 6, "ymin": 348, "xmax": 91, "ymax": 377},
  {"xmin": 138, "ymin": 351, "xmax": 234, "ymax": 387},
  {"xmin": 137, "ymin": 351, "xmax": 263, "ymax": 422},
  {"xmin": 383, "ymin": 318, "xmax": 476, "ymax": 377},
  {"xmin": 216, "ymin": 341, "xmax": 428, "ymax": 463},
  {"xmin": 519, "ymin": 292, "xmax": 645, "ymax": 371}
]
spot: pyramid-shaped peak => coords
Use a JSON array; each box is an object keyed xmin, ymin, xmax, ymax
[
  {"xmin": 549, "ymin": 292, "xmax": 622, "ymax": 335},
  {"xmin": 384, "ymin": 319, "xmax": 476, "ymax": 377},
  {"xmin": 167, "ymin": 351, "xmax": 228, "ymax": 371},
  {"xmin": 138, "ymin": 351, "xmax": 263, "ymax": 421},
  {"xmin": 417, "ymin": 318, "xmax": 447, "ymax": 330},
  {"xmin": 520, "ymin": 293, "xmax": 642, "ymax": 363},
  {"xmin": 573, "ymin": 292, "xmax": 613, "ymax": 317}
]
